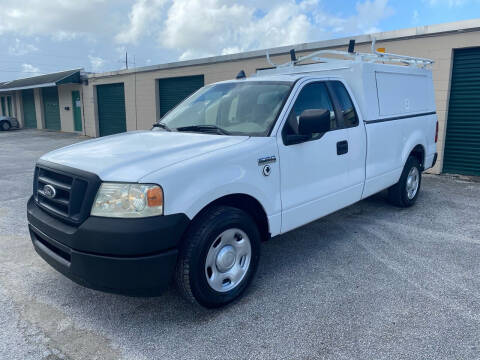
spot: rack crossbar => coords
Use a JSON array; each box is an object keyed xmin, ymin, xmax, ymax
[{"xmin": 265, "ymin": 38, "xmax": 434, "ymax": 69}]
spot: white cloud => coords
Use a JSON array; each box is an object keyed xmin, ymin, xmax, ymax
[
  {"xmin": 151, "ymin": 0, "xmax": 394, "ymax": 60},
  {"xmin": 318, "ymin": 0, "xmax": 394, "ymax": 35},
  {"xmin": 0, "ymin": 0, "xmax": 113, "ymax": 40},
  {"xmin": 115, "ymin": 0, "xmax": 167, "ymax": 44},
  {"xmin": 160, "ymin": 0, "xmax": 254, "ymax": 60},
  {"xmin": 161, "ymin": 0, "xmax": 311, "ymax": 60},
  {"xmin": 353, "ymin": 0, "xmax": 394, "ymax": 33},
  {"xmin": 8, "ymin": 38, "xmax": 38, "ymax": 56},
  {"xmin": 0, "ymin": 0, "xmax": 396, "ymax": 74},
  {"xmin": 21, "ymin": 64, "xmax": 41, "ymax": 77},
  {"xmin": 52, "ymin": 31, "xmax": 79, "ymax": 42},
  {"xmin": 88, "ymin": 55, "xmax": 106, "ymax": 72}
]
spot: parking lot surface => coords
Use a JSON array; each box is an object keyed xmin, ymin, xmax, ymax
[{"xmin": 1, "ymin": 129, "xmax": 479, "ymax": 360}]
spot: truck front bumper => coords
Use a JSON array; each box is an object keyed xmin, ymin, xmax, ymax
[{"xmin": 27, "ymin": 196, "xmax": 190, "ymax": 296}]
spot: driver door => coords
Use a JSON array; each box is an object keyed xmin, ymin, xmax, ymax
[{"xmin": 278, "ymin": 81, "xmax": 351, "ymax": 233}]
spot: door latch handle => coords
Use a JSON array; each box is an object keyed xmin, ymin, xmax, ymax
[{"xmin": 337, "ymin": 140, "xmax": 348, "ymax": 155}]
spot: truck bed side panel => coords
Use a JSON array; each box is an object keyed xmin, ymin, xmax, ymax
[{"xmin": 362, "ymin": 66, "xmax": 436, "ymax": 198}]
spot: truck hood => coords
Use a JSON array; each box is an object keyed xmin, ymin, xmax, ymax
[{"xmin": 40, "ymin": 131, "xmax": 249, "ymax": 182}]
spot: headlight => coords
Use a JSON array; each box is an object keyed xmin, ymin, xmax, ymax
[{"xmin": 91, "ymin": 183, "xmax": 163, "ymax": 218}]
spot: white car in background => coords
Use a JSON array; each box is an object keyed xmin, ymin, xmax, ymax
[{"xmin": 0, "ymin": 116, "xmax": 19, "ymax": 131}]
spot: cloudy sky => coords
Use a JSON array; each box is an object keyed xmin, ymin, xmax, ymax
[{"xmin": 0, "ymin": 0, "xmax": 478, "ymax": 81}]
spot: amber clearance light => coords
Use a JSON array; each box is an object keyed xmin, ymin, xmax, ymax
[{"xmin": 147, "ymin": 187, "xmax": 164, "ymax": 207}]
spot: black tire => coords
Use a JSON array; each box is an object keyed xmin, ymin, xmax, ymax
[
  {"xmin": 1, "ymin": 121, "xmax": 10, "ymax": 131},
  {"xmin": 388, "ymin": 156, "xmax": 422, "ymax": 207},
  {"xmin": 175, "ymin": 206, "xmax": 261, "ymax": 308}
]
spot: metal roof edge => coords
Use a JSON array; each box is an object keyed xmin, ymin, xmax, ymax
[
  {"xmin": 0, "ymin": 82, "xmax": 57, "ymax": 92},
  {"xmin": 54, "ymin": 68, "xmax": 84, "ymax": 84},
  {"xmin": 0, "ymin": 68, "xmax": 84, "ymax": 91},
  {"xmin": 88, "ymin": 18, "xmax": 480, "ymax": 79}
]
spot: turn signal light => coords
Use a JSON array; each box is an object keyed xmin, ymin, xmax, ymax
[
  {"xmin": 147, "ymin": 187, "xmax": 163, "ymax": 207},
  {"xmin": 377, "ymin": 47, "xmax": 386, "ymax": 53}
]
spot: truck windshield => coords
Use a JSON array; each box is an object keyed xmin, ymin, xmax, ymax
[{"xmin": 157, "ymin": 81, "xmax": 292, "ymax": 136}]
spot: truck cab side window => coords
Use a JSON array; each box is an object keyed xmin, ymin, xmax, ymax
[
  {"xmin": 329, "ymin": 81, "xmax": 358, "ymax": 127},
  {"xmin": 283, "ymin": 82, "xmax": 336, "ymax": 140}
]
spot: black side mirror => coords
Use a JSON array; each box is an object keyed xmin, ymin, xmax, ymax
[
  {"xmin": 284, "ymin": 109, "xmax": 331, "ymax": 145},
  {"xmin": 298, "ymin": 109, "xmax": 330, "ymax": 135}
]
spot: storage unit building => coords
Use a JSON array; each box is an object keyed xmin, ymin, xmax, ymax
[
  {"xmin": 81, "ymin": 19, "xmax": 480, "ymax": 175},
  {"xmin": 2, "ymin": 19, "xmax": 480, "ymax": 176},
  {"xmin": 0, "ymin": 69, "xmax": 83, "ymax": 132}
]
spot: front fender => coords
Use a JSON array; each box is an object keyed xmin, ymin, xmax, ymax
[{"xmin": 140, "ymin": 137, "xmax": 282, "ymax": 236}]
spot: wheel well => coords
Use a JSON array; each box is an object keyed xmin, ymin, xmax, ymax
[
  {"xmin": 193, "ymin": 194, "xmax": 270, "ymax": 241},
  {"xmin": 409, "ymin": 145, "xmax": 425, "ymax": 170}
]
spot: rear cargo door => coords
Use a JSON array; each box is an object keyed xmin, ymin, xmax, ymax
[
  {"xmin": 96, "ymin": 83, "xmax": 127, "ymax": 137},
  {"xmin": 42, "ymin": 87, "xmax": 61, "ymax": 130},
  {"xmin": 22, "ymin": 89, "xmax": 37, "ymax": 128},
  {"xmin": 443, "ymin": 47, "xmax": 480, "ymax": 176},
  {"xmin": 158, "ymin": 75, "xmax": 204, "ymax": 117}
]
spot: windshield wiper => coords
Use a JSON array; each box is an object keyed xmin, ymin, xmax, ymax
[
  {"xmin": 175, "ymin": 125, "xmax": 230, "ymax": 135},
  {"xmin": 152, "ymin": 122, "xmax": 172, "ymax": 131}
]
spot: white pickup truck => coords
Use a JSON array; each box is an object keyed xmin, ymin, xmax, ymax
[{"xmin": 27, "ymin": 47, "xmax": 438, "ymax": 308}]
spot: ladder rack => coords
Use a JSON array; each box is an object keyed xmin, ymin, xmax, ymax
[{"xmin": 266, "ymin": 38, "xmax": 434, "ymax": 69}]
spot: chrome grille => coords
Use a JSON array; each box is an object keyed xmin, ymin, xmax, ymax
[
  {"xmin": 36, "ymin": 168, "xmax": 73, "ymax": 217},
  {"xmin": 33, "ymin": 164, "xmax": 96, "ymax": 224}
]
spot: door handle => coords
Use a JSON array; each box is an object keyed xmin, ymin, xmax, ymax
[{"xmin": 337, "ymin": 140, "xmax": 348, "ymax": 155}]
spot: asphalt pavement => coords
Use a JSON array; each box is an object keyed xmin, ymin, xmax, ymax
[{"xmin": 1, "ymin": 129, "xmax": 479, "ymax": 360}]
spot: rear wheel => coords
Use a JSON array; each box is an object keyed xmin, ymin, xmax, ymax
[
  {"xmin": 388, "ymin": 156, "xmax": 422, "ymax": 207},
  {"xmin": 175, "ymin": 206, "xmax": 261, "ymax": 308}
]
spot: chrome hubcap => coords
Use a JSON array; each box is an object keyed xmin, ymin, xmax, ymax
[
  {"xmin": 205, "ymin": 228, "xmax": 251, "ymax": 292},
  {"xmin": 406, "ymin": 166, "xmax": 420, "ymax": 200},
  {"xmin": 216, "ymin": 245, "xmax": 236, "ymax": 272}
]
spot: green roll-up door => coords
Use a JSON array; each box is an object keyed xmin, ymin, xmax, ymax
[
  {"xmin": 72, "ymin": 90, "xmax": 82, "ymax": 131},
  {"xmin": 443, "ymin": 47, "xmax": 480, "ymax": 176},
  {"xmin": 7, "ymin": 96, "xmax": 12, "ymax": 116},
  {"xmin": 42, "ymin": 87, "xmax": 61, "ymax": 130},
  {"xmin": 22, "ymin": 90, "xmax": 37, "ymax": 128},
  {"xmin": 97, "ymin": 83, "xmax": 126, "ymax": 136},
  {"xmin": 158, "ymin": 75, "xmax": 204, "ymax": 117}
]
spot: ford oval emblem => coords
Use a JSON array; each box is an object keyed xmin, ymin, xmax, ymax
[{"xmin": 43, "ymin": 184, "xmax": 57, "ymax": 199}]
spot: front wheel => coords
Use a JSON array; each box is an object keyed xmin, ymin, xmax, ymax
[
  {"xmin": 1, "ymin": 121, "xmax": 10, "ymax": 131},
  {"xmin": 388, "ymin": 156, "xmax": 422, "ymax": 207},
  {"xmin": 175, "ymin": 206, "xmax": 261, "ymax": 308}
]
